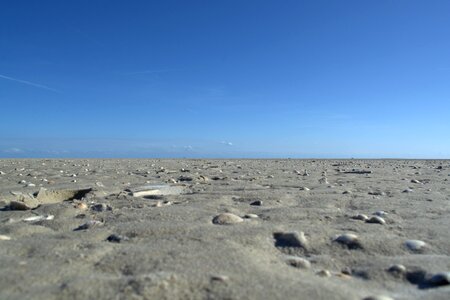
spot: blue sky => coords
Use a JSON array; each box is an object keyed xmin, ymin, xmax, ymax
[{"xmin": 1, "ymin": 0, "xmax": 449, "ymax": 158}]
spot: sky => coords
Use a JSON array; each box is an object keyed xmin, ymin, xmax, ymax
[{"xmin": 1, "ymin": 0, "xmax": 449, "ymax": 158}]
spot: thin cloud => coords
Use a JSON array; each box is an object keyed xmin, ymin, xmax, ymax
[{"xmin": 0, "ymin": 74, "xmax": 59, "ymax": 92}]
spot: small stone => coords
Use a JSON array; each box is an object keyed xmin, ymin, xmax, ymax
[
  {"xmin": 387, "ymin": 264, "xmax": 406, "ymax": 276},
  {"xmin": 362, "ymin": 296, "xmax": 394, "ymax": 300},
  {"xmin": 374, "ymin": 210, "xmax": 388, "ymax": 217},
  {"xmin": 273, "ymin": 231, "xmax": 308, "ymax": 248},
  {"xmin": 428, "ymin": 272, "xmax": 450, "ymax": 287},
  {"xmin": 91, "ymin": 203, "xmax": 111, "ymax": 212},
  {"xmin": 352, "ymin": 214, "xmax": 369, "ymax": 221},
  {"xmin": 211, "ymin": 275, "xmax": 229, "ymax": 282},
  {"xmin": 212, "ymin": 213, "xmax": 243, "ymax": 225},
  {"xmin": 366, "ymin": 216, "xmax": 386, "ymax": 225},
  {"xmin": 75, "ymin": 202, "xmax": 88, "ymax": 210},
  {"xmin": 299, "ymin": 187, "xmax": 310, "ymax": 191},
  {"xmin": 96, "ymin": 182, "xmax": 105, "ymax": 187},
  {"xmin": 74, "ymin": 220, "xmax": 103, "ymax": 231},
  {"xmin": 316, "ymin": 270, "xmax": 332, "ymax": 277},
  {"xmin": 411, "ymin": 179, "xmax": 421, "ymax": 184},
  {"xmin": 244, "ymin": 214, "xmax": 259, "ymax": 219},
  {"xmin": 284, "ymin": 256, "xmax": 311, "ymax": 269},
  {"xmin": 343, "ymin": 190, "xmax": 352, "ymax": 194},
  {"xmin": 402, "ymin": 188, "xmax": 414, "ymax": 193},
  {"xmin": 106, "ymin": 234, "xmax": 128, "ymax": 243},
  {"xmin": 250, "ymin": 200, "xmax": 263, "ymax": 206},
  {"xmin": 405, "ymin": 240, "xmax": 426, "ymax": 252},
  {"xmin": 0, "ymin": 171, "xmax": 5, "ymax": 175},
  {"xmin": 26, "ymin": 183, "xmax": 36, "ymax": 187},
  {"xmin": 177, "ymin": 176, "xmax": 193, "ymax": 182},
  {"xmin": 341, "ymin": 266, "xmax": 352, "ymax": 275},
  {"xmin": 0, "ymin": 235, "xmax": 11, "ymax": 240},
  {"xmin": 334, "ymin": 233, "xmax": 362, "ymax": 249}
]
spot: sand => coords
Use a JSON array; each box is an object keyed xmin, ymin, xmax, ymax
[{"xmin": 0, "ymin": 159, "xmax": 449, "ymax": 300}]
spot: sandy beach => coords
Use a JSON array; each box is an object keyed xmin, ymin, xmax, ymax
[{"xmin": 0, "ymin": 159, "xmax": 449, "ymax": 299}]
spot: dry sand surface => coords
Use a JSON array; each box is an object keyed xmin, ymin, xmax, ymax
[{"xmin": 0, "ymin": 159, "xmax": 449, "ymax": 300}]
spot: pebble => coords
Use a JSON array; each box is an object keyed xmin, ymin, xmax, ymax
[
  {"xmin": 387, "ymin": 264, "xmax": 406, "ymax": 276},
  {"xmin": 74, "ymin": 220, "xmax": 103, "ymax": 231},
  {"xmin": 428, "ymin": 272, "xmax": 450, "ymax": 287},
  {"xmin": 250, "ymin": 200, "xmax": 263, "ymax": 206},
  {"xmin": 299, "ymin": 187, "xmax": 310, "ymax": 191},
  {"xmin": 211, "ymin": 275, "xmax": 229, "ymax": 282},
  {"xmin": 75, "ymin": 202, "xmax": 88, "ymax": 210},
  {"xmin": 316, "ymin": 270, "xmax": 332, "ymax": 277},
  {"xmin": 91, "ymin": 203, "xmax": 111, "ymax": 212},
  {"xmin": 244, "ymin": 214, "xmax": 259, "ymax": 219},
  {"xmin": 402, "ymin": 188, "xmax": 414, "ymax": 193},
  {"xmin": 343, "ymin": 190, "xmax": 352, "ymax": 194},
  {"xmin": 0, "ymin": 171, "xmax": 5, "ymax": 175},
  {"xmin": 366, "ymin": 216, "xmax": 386, "ymax": 225},
  {"xmin": 212, "ymin": 213, "xmax": 243, "ymax": 225},
  {"xmin": 405, "ymin": 240, "xmax": 427, "ymax": 252},
  {"xmin": 334, "ymin": 233, "xmax": 362, "ymax": 249},
  {"xmin": 284, "ymin": 256, "xmax": 311, "ymax": 269},
  {"xmin": 0, "ymin": 235, "xmax": 11, "ymax": 240},
  {"xmin": 106, "ymin": 234, "xmax": 128, "ymax": 243},
  {"xmin": 26, "ymin": 183, "xmax": 36, "ymax": 187},
  {"xmin": 410, "ymin": 179, "xmax": 421, "ymax": 184},
  {"xmin": 374, "ymin": 210, "xmax": 388, "ymax": 217},
  {"xmin": 362, "ymin": 296, "xmax": 393, "ymax": 300},
  {"xmin": 273, "ymin": 231, "xmax": 308, "ymax": 248},
  {"xmin": 352, "ymin": 214, "xmax": 369, "ymax": 221}
]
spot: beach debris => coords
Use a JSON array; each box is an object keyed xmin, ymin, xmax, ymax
[
  {"xmin": 127, "ymin": 184, "xmax": 185, "ymax": 197},
  {"xmin": 0, "ymin": 235, "xmax": 11, "ymax": 240},
  {"xmin": 366, "ymin": 216, "xmax": 386, "ymax": 225},
  {"xmin": 333, "ymin": 233, "xmax": 362, "ymax": 249},
  {"xmin": 23, "ymin": 215, "xmax": 54, "ymax": 222},
  {"xmin": 405, "ymin": 240, "xmax": 427, "ymax": 252},
  {"xmin": 273, "ymin": 231, "xmax": 308, "ymax": 248},
  {"xmin": 284, "ymin": 256, "xmax": 311, "ymax": 269},
  {"xmin": 212, "ymin": 213, "xmax": 243, "ymax": 225}
]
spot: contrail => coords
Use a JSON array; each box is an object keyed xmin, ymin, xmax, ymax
[{"xmin": 0, "ymin": 74, "xmax": 59, "ymax": 92}]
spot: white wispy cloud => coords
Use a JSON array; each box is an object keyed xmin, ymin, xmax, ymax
[{"xmin": 0, "ymin": 74, "xmax": 59, "ymax": 92}]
